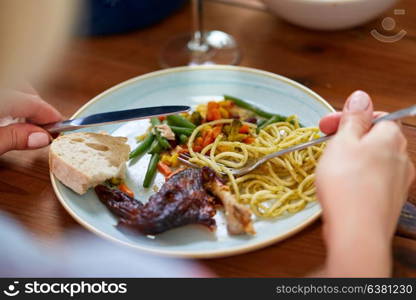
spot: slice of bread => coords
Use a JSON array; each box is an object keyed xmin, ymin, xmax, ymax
[{"xmin": 49, "ymin": 132, "xmax": 130, "ymax": 194}]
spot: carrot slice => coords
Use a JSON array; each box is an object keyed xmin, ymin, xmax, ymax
[
  {"xmin": 212, "ymin": 126, "xmax": 222, "ymax": 138},
  {"xmin": 239, "ymin": 124, "xmax": 250, "ymax": 134},
  {"xmin": 195, "ymin": 136, "xmax": 203, "ymax": 146},
  {"xmin": 157, "ymin": 162, "xmax": 173, "ymax": 177},
  {"xmin": 165, "ymin": 167, "xmax": 186, "ymax": 181},
  {"xmin": 212, "ymin": 109, "xmax": 221, "ymax": 120},
  {"xmin": 242, "ymin": 136, "xmax": 256, "ymax": 144},
  {"xmin": 202, "ymin": 130, "xmax": 215, "ymax": 148},
  {"xmin": 193, "ymin": 145, "xmax": 203, "ymax": 152},
  {"xmin": 118, "ymin": 183, "xmax": 134, "ymax": 198},
  {"xmin": 206, "ymin": 101, "xmax": 221, "ymax": 121},
  {"xmin": 208, "ymin": 101, "xmax": 220, "ymax": 110}
]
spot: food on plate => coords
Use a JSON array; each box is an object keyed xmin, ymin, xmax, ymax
[
  {"xmin": 128, "ymin": 95, "xmax": 324, "ymax": 221},
  {"xmin": 202, "ymin": 167, "xmax": 254, "ymax": 235},
  {"xmin": 52, "ymin": 95, "xmax": 323, "ymax": 237},
  {"xmin": 50, "ymin": 132, "xmax": 130, "ymax": 194},
  {"xmin": 187, "ymin": 117, "xmax": 321, "ymax": 219},
  {"xmin": 95, "ymin": 167, "xmax": 254, "ymax": 235}
]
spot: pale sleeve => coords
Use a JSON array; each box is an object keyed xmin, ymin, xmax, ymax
[{"xmin": 0, "ymin": 213, "xmax": 211, "ymax": 277}]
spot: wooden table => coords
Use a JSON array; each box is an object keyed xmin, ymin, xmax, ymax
[{"xmin": 1, "ymin": 0, "xmax": 416, "ymax": 277}]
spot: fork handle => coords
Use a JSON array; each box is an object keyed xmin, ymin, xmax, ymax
[
  {"xmin": 259, "ymin": 135, "xmax": 330, "ymax": 164},
  {"xmin": 373, "ymin": 104, "xmax": 416, "ymax": 124}
]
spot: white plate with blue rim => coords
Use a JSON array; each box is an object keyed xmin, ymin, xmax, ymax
[{"xmin": 50, "ymin": 65, "xmax": 334, "ymax": 258}]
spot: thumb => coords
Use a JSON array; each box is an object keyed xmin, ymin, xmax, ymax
[
  {"xmin": 337, "ymin": 90, "xmax": 374, "ymax": 140},
  {"xmin": 0, "ymin": 123, "xmax": 51, "ymax": 155}
]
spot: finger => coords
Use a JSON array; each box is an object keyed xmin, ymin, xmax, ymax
[
  {"xmin": 319, "ymin": 111, "xmax": 385, "ymax": 135},
  {"xmin": 0, "ymin": 123, "xmax": 51, "ymax": 155},
  {"xmin": 0, "ymin": 90, "xmax": 62, "ymax": 124},
  {"xmin": 17, "ymin": 81, "xmax": 38, "ymax": 95},
  {"xmin": 374, "ymin": 111, "xmax": 387, "ymax": 119},
  {"xmin": 364, "ymin": 121, "xmax": 407, "ymax": 152},
  {"xmin": 374, "ymin": 112, "xmax": 403, "ymax": 130},
  {"xmin": 336, "ymin": 91, "xmax": 374, "ymax": 140},
  {"xmin": 319, "ymin": 112, "xmax": 342, "ymax": 135}
]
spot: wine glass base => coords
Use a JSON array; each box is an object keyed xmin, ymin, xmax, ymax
[{"xmin": 159, "ymin": 31, "xmax": 241, "ymax": 68}]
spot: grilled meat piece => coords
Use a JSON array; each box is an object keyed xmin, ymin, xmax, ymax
[
  {"xmin": 95, "ymin": 167, "xmax": 217, "ymax": 235},
  {"xmin": 95, "ymin": 167, "xmax": 254, "ymax": 235},
  {"xmin": 95, "ymin": 185, "xmax": 142, "ymax": 220}
]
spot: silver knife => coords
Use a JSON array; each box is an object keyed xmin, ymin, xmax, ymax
[{"xmin": 43, "ymin": 105, "xmax": 191, "ymax": 133}]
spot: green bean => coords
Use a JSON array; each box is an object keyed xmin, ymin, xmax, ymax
[
  {"xmin": 224, "ymin": 95, "xmax": 304, "ymax": 128},
  {"xmin": 179, "ymin": 134, "xmax": 188, "ymax": 144},
  {"xmin": 143, "ymin": 152, "xmax": 160, "ymax": 188},
  {"xmin": 256, "ymin": 119, "xmax": 268, "ymax": 134},
  {"xmin": 257, "ymin": 115, "xmax": 286, "ymax": 133},
  {"xmin": 150, "ymin": 117, "xmax": 171, "ymax": 150},
  {"xmin": 151, "ymin": 117, "xmax": 162, "ymax": 126},
  {"xmin": 156, "ymin": 134, "xmax": 171, "ymax": 149},
  {"xmin": 224, "ymin": 95, "xmax": 274, "ymax": 119},
  {"xmin": 129, "ymin": 133, "xmax": 155, "ymax": 160},
  {"xmin": 148, "ymin": 140, "xmax": 163, "ymax": 154},
  {"xmin": 167, "ymin": 115, "xmax": 196, "ymax": 129},
  {"xmin": 257, "ymin": 119, "xmax": 268, "ymax": 128},
  {"xmin": 170, "ymin": 126, "xmax": 194, "ymax": 136}
]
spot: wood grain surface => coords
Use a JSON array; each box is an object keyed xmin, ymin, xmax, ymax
[{"xmin": 0, "ymin": 0, "xmax": 415, "ymax": 277}]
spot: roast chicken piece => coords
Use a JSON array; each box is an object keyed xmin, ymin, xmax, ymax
[
  {"xmin": 95, "ymin": 168, "xmax": 216, "ymax": 235},
  {"xmin": 95, "ymin": 167, "xmax": 254, "ymax": 235},
  {"xmin": 201, "ymin": 168, "xmax": 255, "ymax": 235}
]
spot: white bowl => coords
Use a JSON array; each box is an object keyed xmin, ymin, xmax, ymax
[{"xmin": 262, "ymin": 0, "xmax": 399, "ymax": 31}]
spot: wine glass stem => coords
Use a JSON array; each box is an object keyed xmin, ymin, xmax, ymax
[{"xmin": 189, "ymin": 0, "xmax": 208, "ymax": 51}]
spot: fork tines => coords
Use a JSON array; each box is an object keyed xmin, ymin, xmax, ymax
[{"xmin": 178, "ymin": 153, "xmax": 199, "ymax": 168}]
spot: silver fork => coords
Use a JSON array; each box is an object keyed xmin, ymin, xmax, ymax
[{"xmin": 178, "ymin": 105, "xmax": 416, "ymax": 177}]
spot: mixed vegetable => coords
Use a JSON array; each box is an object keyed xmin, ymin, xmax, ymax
[
  {"xmin": 129, "ymin": 95, "xmax": 296, "ymax": 189},
  {"xmin": 106, "ymin": 177, "xmax": 135, "ymax": 198}
]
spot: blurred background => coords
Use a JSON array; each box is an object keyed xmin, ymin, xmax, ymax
[
  {"xmin": 83, "ymin": 0, "xmax": 187, "ymax": 35},
  {"xmin": 42, "ymin": 0, "xmax": 414, "ymax": 121}
]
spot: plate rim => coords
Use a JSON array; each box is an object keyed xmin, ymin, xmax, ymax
[{"xmin": 50, "ymin": 65, "xmax": 335, "ymax": 259}]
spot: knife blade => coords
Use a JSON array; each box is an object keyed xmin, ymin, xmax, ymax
[{"xmin": 44, "ymin": 105, "xmax": 191, "ymax": 133}]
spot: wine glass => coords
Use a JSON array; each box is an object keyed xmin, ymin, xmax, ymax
[{"xmin": 159, "ymin": 0, "xmax": 241, "ymax": 68}]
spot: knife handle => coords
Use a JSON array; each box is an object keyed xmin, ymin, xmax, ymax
[{"xmin": 43, "ymin": 120, "xmax": 80, "ymax": 133}]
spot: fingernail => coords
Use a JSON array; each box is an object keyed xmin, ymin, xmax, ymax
[
  {"xmin": 347, "ymin": 91, "xmax": 370, "ymax": 112},
  {"xmin": 28, "ymin": 132, "xmax": 50, "ymax": 148}
]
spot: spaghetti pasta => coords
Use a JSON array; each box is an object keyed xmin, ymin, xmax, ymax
[{"xmin": 187, "ymin": 116, "xmax": 324, "ymax": 218}]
